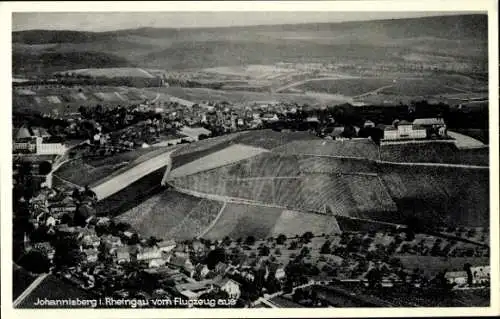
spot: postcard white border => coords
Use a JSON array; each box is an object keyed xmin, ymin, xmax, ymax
[{"xmin": 1, "ymin": 1, "xmax": 498, "ymax": 318}]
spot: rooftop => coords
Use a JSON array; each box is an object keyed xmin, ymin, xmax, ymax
[{"xmin": 413, "ymin": 118, "xmax": 445, "ymax": 126}]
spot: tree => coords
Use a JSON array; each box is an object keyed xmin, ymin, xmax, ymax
[
  {"xmin": 222, "ymin": 236, "xmax": 232, "ymax": 246},
  {"xmin": 146, "ymin": 236, "xmax": 160, "ymax": 247},
  {"xmin": 341, "ymin": 125, "xmax": 357, "ymax": 139},
  {"xmin": 389, "ymin": 257, "xmax": 402, "ymax": 269},
  {"xmin": 206, "ymin": 247, "xmax": 227, "ymax": 270},
  {"xmin": 274, "ymin": 248, "xmax": 282, "ymax": 256},
  {"xmin": 463, "ymin": 263, "xmax": 474, "ymax": 286},
  {"xmin": 366, "ymin": 268, "xmax": 382, "ymax": 289},
  {"xmin": 265, "ymin": 276, "xmax": 282, "ymax": 294},
  {"xmin": 405, "ymin": 229, "xmax": 415, "ymax": 242},
  {"xmin": 289, "ymin": 241, "xmax": 298, "ymax": 250},
  {"xmin": 300, "ymin": 246, "xmax": 311, "ymax": 257},
  {"xmin": 38, "ymin": 161, "xmax": 52, "ymax": 175},
  {"xmin": 245, "ymin": 236, "xmax": 256, "ymax": 246},
  {"xmin": 466, "ymin": 229, "xmax": 476, "ymax": 238},
  {"xmin": 320, "ymin": 240, "xmax": 331, "ymax": 254},
  {"xmin": 276, "ymin": 234, "xmax": 287, "ymax": 245},
  {"xmin": 259, "ymin": 245, "xmax": 270, "ymax": 257},
  {"xmin": 53, "ymin": 236, "xmax": 83, "ymax": 269},
  {"xmin": 74, "ymin": 203, "xmax": 96, "ymax": 227},
  {"xmin": 301, "ymin": 231, "xmax": 314, "ymax": 243},
  {"xmin": 430, "ymin": 243, "xmax": 441, "ymax": 256},
  {"xmin": 128, "ymin": 233, "xmax": 140, "ymax": 245},
  {"xmin": 18, "ymin": 250, "xmax": 51, "ymax": 274}
]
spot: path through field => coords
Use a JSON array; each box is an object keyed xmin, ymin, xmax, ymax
[
  {"xmin": 196, "ymin": 201, "xmax": 227, "ymax": 239},
  {"xmin": 273, "ymin": 76, "xmax": 359, "ymax": 93},
  {"xmin": 353, "ymin": 84, "xmax": 395, "ymax": 98}
]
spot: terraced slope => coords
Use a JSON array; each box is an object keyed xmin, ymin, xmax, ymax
[
  {"xmin": 231, "ymin": 129, "xmax": 319, "ymax": 149},
  {"xmin": 273, "ymin": 139, "xmax": 379, "ymax": 160},
  {"xmin": 380, "ymin": 141, "xmax": 489, "ymax": 165},
  {"xmin": 170, "ymin": 170, "xmax": 396, "ymax": 217},
  {"xmin": 202, "ymin": 203, "xmax": 341, "ymax": 240},
  {"xmin": 188, "ymin": 152, "xmax": 377, "ymax": 179},
  {"xmin": 170, "ymin": 130, "xmax": 319, "ymax": 169},
  {"xmin": 379, "ymin": 164, "xmax": 489, "ymax": 227},
  {"xmin": 116, "ymin": 189, "xmax": 223, "ymax": 240}
]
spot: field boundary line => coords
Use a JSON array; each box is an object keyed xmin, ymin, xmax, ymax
[
  {"xmin": 377, "ymin": 160, "xmax": 489, "ymax": 169},
  {"xmin": 170, "ymin": 184, "xmax": 330, "ymax": 215},
  {"xmin": 291, "ymin": 153, "xmax": 376, "ymax": 161},
  {"xmin": 197, "ymin": 200, "xmax": 227, "ymax": 239},
  {"xmin": 218, "ymin": 172, "xmax": 378, "ymax": 182},
  {"xmin": 52, "ymin": 174, "xmax": 81, "ymax": 189},
  {"xmin": 173, "ymin": 186, "xmax": 262, "ymax": 205}
]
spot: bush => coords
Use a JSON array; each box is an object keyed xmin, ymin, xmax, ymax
[
  {"xmin": 301, "ymin": 231, "xmax": 314, "ymax": 243},
  {"xmin": 245, "ymin": 236, "xmax": 256, "ymax": 246},
  {"xmin": 259, "ymin": 245, "xmax": 270, "ymax": 257},
  {"xmin": 18, "ymin": 250, "xmax": 51, "ymax": 274},
  {"xmin": 320, "ymin": 240, "xmax": 332, "ymax": 254}
]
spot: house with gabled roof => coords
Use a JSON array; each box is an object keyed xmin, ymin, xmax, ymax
[
  {"xmin": 157, "ymin": 239, "xmax": 176, "ymax": 253},
  {"xmin": 169, "ymin": 254, "xmax": 195, "ymax": 277},
  {"xmin": 213, "ymin": 277, "xmax": 241, "ymax": 299}
]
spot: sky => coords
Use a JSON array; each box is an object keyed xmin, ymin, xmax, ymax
[{"xmin": 12, "ymin": 11, "xmax": 474, "ymax": 32}]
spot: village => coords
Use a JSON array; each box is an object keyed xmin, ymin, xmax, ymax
[
  {"xmin": 12, "ymin": 88, "xmax": 489, "ymax": 309},
  {"xmin": 14, "ymin": 173, "xmax": 490, "ymax": 308}
]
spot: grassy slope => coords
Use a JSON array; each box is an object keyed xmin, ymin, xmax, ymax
[
  {"xmin": 117, "ymin": 189, "xmax": 223, "ymax": 240},
  {"xmin": 117, "ymin": 189, "xmax": 202, "ymax": 238},
  {"xmin": 203, "ymin": 203, "xmax": 342, "ymax": 240}
]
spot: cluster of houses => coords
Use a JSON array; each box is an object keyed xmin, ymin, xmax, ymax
[
  {"xmin": 444, "ymin": 266, "xmax": 491, "ymax": 288},
  {"xmin": 13, "ymin": 125, "xmax": 68, "ymax": 155}
]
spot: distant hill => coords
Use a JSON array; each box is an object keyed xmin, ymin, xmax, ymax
[
  {"xmin": 12, "ymin": 29, "xmax": 113, "ymax": 44},
  {"xmin": 13, "ymin": 14, "xmax": 487, "ymax": 43},
  {"xmin": 12, "ymin": 14, "xmax": 487, "ymax": 75}
]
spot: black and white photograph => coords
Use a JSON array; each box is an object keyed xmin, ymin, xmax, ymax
[{"xmin": 2, "ymin": 0, "xmax": 498, "ymax": 316}]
